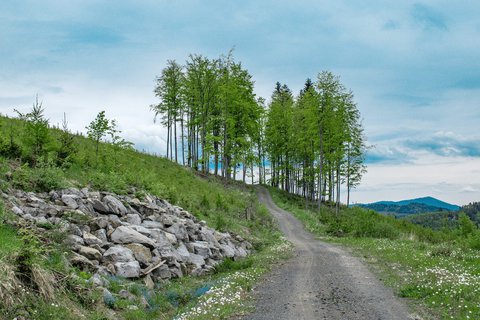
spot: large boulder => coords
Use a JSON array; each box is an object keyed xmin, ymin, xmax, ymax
[
  {"xmin": 110, "ymin": 226, "xmax": 156, "ymax": 249},
  {"xmin": 103, "ymin": 195, "xmax": 128, "ymax": 216},
  {"xmin": 61, "ymin": 194, "xmax": 79, "ymax": 209},
  {"xmin": 103, "ymin": 245, "xmax": 135, "ymax": 263}
]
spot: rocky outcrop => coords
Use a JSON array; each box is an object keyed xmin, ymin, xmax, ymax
[{"xmin": 1, "ymin": 188, "xmax": 251, "ymax": 282}]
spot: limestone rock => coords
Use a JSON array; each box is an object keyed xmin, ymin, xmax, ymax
[
  {"xmin": 192, "ymin": 241, "xmax": 211, "ymax": 258},
  {"xmin": 110, "ymin": 226, "xmax": 156, "ymax": 249},
  {"xmin": 125, "ymin": 243, "xmax": 152, "ymax": 266},
  {"xmin": 61, "ymin": 194, "xmax": 79, "ymax": 209},
  {"xmin": 115, "ymin": 261, "xmax": 141, "ymax": 278},
  {"xmin": 70, "ymin": 252, "xmax": 95, "ymax": 270},
  {"xmin": 103, "ymin": 245, "xmax": 135, "ymax": 263},
  {"xmin": 83, "ymin": 232, "xmax": 103, "ymax": 246},
  {"xmin": 102, "ymin": 195, "xmax": 127, "ymax": 216},
  {"xmin": 79, "ymin": 246, "xmax": 102, "ymax": 261}
]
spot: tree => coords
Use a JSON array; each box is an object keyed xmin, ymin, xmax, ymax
[
  {"xmin": 15, "ymin": 96, "xmax": 50, "ymax": 166},
  {"xmin": 86, "ymin": 111, "xmax": 117, "ymax": 160},
  {"xmin": 56, "ymin": 113, "xmax": 77, "ymax": 167},
  {"xmin": 152, "ymin": 60, "xmax": 185, "ymax": 163}
]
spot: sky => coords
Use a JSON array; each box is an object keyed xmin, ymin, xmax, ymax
[{"xmin": 1, "ymin": 0, "xmax": 479, "ymax": 205}]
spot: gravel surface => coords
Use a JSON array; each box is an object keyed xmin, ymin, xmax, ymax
[{"xmin": 243, "ymin": 188, "xmax": 415, "ymax": 320}]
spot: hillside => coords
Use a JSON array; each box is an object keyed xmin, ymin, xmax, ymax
[
  {"xmin": 0, "ymin": 113, "xmax": 289, "ymax": 319},
  {"xmin": 403, "ymin": 201, "xmax": 480, "ymax": 230},
  {"xmin": 358, "ymin": 196, "xmax": 460, "ymax": 216}
]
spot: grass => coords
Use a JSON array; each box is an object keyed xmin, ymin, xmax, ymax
[{"xmin": 268, "ymin": 186, "xmax": 480, "ymax": 320}]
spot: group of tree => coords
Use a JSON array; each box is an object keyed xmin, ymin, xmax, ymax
[
  {"xmin": 151, "ymin": 51, "xmax": 263, "ymax": 183},
  {"xmin": 263, "ymin": 73, "xmax": 366, "ymax": 213},
  {"xmin": 152, "ymin": 53, "xmax": 367, "ymax": 212}
]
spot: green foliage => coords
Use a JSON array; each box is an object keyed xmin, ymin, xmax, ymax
[
  {"xmin": 11, "ymin": 159, "xmax": 67, "ymax": 192},
  {"xmin": 152, "ymin": 51, "xmax": 264, "ymax": 181},
  {"xmin": 0, "ymin": 125, "xmax": 22, "ymax": 159},
  {"xmin": 0, "ymin": 204, "xmax": 23, "ymax": 259},
  {"xmin": 86, "ymin": 110, "xmax": 118, "ymax": 159},
  {"xmin": 15, "ymin": 96, "xmax": 51, "ymax": 166},
  {"xmin": 213, "ymin": 257, "xmax": 254, "ymax": 274},
  {"xmin": 263, "ymin": 72, "xmax": 367, "ymax": 212},
  {"xmin": 56, "ymin": 113, "xmax": 77, "ymax": 167},
  {"xmin": 458, "ymin": 212, "xmax": 476, "ymax": 237}
]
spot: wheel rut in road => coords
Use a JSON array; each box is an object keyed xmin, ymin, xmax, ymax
[{"xmin": 243, "ymin": 188, "xmax": 414, "ymax": 320}]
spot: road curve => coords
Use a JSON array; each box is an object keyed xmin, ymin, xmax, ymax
[{"xmin": 244, "ymin": 187, "xmax": 414, "ymax": 320}]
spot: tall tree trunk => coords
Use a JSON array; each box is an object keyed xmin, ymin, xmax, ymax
[
  {"xmin": 166, "ymin": 112, "xmax": 170, "ymax": 160},
  {"xmin": 318, "ymin": 129, "xmax": 323, "ymax": 211},
  {"xmin": 174, "ymin": 117, "xmax": 178, "ymax": 163},
  {"xmin": 181, "ymin": 114, "xmax": 185, "ymax": 166},
  {"xmin": 336, "ymin": 163, "xmax": 341, "ymax": 215}
]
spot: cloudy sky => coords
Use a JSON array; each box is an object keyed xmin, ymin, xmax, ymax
[{"xmin": 1, "ymin": 1, "xmax": 479, "ymax": 205}]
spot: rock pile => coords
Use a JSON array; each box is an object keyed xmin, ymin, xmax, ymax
[{"xmin": 2, "ymin": 188, "xmax": 251, "ymax": 282}]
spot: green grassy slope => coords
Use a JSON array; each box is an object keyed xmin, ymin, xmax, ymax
[
  {"xmin": 0, "ymin": 114, "xmax": 290, "ymax": 320},
  {"xmin": 268, "ymin": 187, "xmax": 480, "ymax": 320}
]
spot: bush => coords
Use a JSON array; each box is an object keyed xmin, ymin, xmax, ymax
[{"xmin": 11, "ymin": 160, "xmax": 67, "ymax": 192}]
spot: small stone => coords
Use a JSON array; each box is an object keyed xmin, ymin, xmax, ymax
[
  {"xmin": 64, "ymin": 234, "xmax": 85, "ymax": 249},
  {"xmin": 103, "ymin": 246, "xmax": 135, "ymax": 263},
  {"xmin": 119, "ymin": 289, "xmax": 136, "ymax": 301},
  {"xmin": 144, "ymin": 274, "xmax": 155, "ymax": 290},
  {"xmin": 61, "ymin": 194, "xmax": 79, "ymax": 209},
  {"xmin": 115, "ymin": 261, "xmax": 141, "ymax": 278},
  {"xmin": 126, "ymin": 213, "xmax": 142, "ymax": 225},
  {"xmin": 88, "ymin": 273, "xmax": 104, "ymax": 287},
  {"xmin": 69, "ymin": 252, "xmax": 95, "ymax": 270},
  {"xmin": 103, "ymin": 288, "xmax": 116, "ymax": 307},
  {"xmin": 94, "ymin": 229, "xmax": 108, "ymax": 243},
  {"xmin": 11, "ymin": 206, "xmax": 23, "ymax": 216},
  {"xmin": 79, "ymin": 246, "xmax": 102, "ymax": 261},
  {"xmin": 125, "ymin": 243, "xmax": 152, "ymax": 266},
  {"xmin": 192, "ymin": 242, "xmax": 211, "ymax": 258},
  {"xmin": 83, "ymin": 232, "xmax": 103, "ymax": 246}
]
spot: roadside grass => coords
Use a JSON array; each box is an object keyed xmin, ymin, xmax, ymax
[{"xmin": 267, "ymin": 186, "xmax": 480, "ymax": 320}]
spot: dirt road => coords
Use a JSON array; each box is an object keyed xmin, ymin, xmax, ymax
[{"xmin": 244, "ymin": 188, "xmax": 414, "ymax": 320}]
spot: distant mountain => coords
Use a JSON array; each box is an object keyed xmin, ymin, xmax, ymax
[
  {"xmin": 358, "ymin": 197, "xmax": 460, "ymax": 216},
  {"xmin": 375, "ymin": 197, "xmax": 460, "ymax": 211}
]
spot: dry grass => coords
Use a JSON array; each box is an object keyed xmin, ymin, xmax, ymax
[
  {"xmin": 31, "ymin": 263, "xmax": 56, "ymax": 300},
  {"xmin": 0, "ymin": 262, "xmax": 22, "ymax": 308}
]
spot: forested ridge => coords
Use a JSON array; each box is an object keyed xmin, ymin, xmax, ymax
[{"xmin": 152, "ymin": 52, "xmax": 367, "ymax": 211}]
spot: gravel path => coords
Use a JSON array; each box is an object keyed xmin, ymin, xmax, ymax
[{"xmin": 244, "ymin": 188, "xmax": 415, "ymax": 320}]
